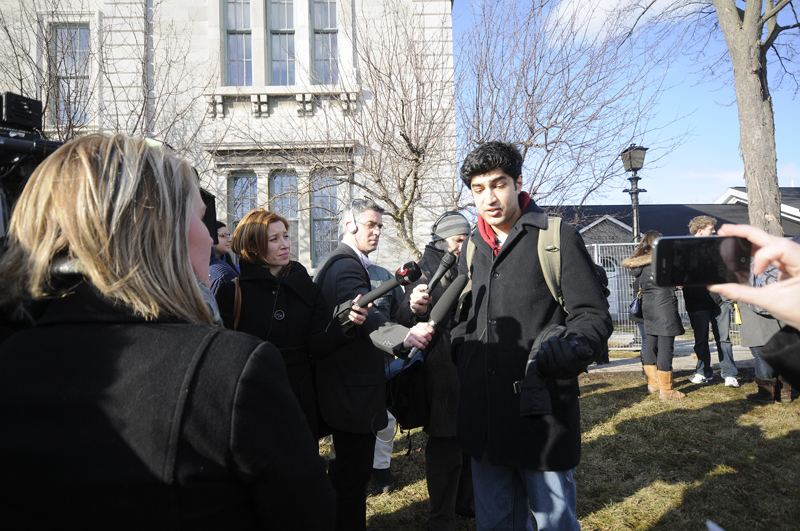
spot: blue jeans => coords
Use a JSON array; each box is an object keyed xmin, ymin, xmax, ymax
[
  {"xmin": 751, "ymin": 346, "xmax": 774, "ymax": 379},
  {"xmin": 472, "ymin": 453, "xmax": 580, "ymax": 531},
  {"xmin": 688, "ymin": 304, "xmax": 738, "ymax": 379}
]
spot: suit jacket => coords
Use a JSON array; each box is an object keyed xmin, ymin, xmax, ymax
[
  {"xmin": 314, "ymin": 243, "xmax": 409, "ymax": 434},
  {"xmin": 0, "ymin": 281, "xmax": 334, "ymax": 530}
]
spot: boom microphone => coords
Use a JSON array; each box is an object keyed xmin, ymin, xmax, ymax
[
  {"xmin": 408, "ymin": 273, "xmax": 469, "ymax": 356},
  {"xmin": 333, "ymin": 261, "xmax": 422, "ymax": 325},
  {"xmin": 424, "ymin": 251, "xmax": 457, "ymax": 295}
]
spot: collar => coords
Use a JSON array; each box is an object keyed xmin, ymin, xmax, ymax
[
  {"xmin": 477, "ymin": 191, "xmax": 534, "ymax": 256},
  {"xmin": 238, "ymin": 260, "xmax": 317, "ymax": 302},
  {"xmin": 341, "ymin": 240, "xmax": 372, "ymax": 270}
]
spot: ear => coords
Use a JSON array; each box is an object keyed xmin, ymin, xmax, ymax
[{"xmin": 515, "ymin": 174, "xmax": 523, "ymax": 191}]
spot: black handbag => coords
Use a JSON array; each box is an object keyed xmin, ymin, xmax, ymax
[{"xmin": 629, "ymin": 277, "xmax": 643, "ymax": 318}]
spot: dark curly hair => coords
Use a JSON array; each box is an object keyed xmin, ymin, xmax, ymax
[{"xmin": 460, "ymin": 141, "xmax": 523, "ymax": 187}]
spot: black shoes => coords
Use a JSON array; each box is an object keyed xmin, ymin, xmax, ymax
[{"xmin": 373, "ymin": 467, "xmax": 394, "ymax": 494}]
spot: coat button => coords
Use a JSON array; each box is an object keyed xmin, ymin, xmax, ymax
[
  {"xmin": 487, "ymin": 368, "xmax": 495, "ymax": 375},
  {"xmin": 492, "ymin": 271, "xmax": 499, "ymax": 278},
  {"xmin": 489, "ymin": 319, "xmax": 497, "ymax": 326}
]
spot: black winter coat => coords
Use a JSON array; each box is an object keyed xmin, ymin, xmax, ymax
[
  {"xmin": 622, "ymin": 255, "xmax": 685, "ymax": 337},
  {"xmin": 0, "ymin": 282, "xmax": 334, "ymax": 530},
  {"xmin": 451, "ymin": 200, "xmax": 613, "ymax": 470},
  {"xmin": 396, "ymin": 242, "xmax": 461, "ymax": 437},
  {"xmin": 216, "ymin": 260, "xmax": 349, "ymax": 439},
  {"xmin": 314, "ymin": 243, "xmax": 410, "ymax": 434}
]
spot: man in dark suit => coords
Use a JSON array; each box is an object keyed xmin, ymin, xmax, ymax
[{"xmin": 314, "ymin": 199, "xmax": 434, "ymax": 531}]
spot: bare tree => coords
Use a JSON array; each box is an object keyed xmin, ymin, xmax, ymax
[
  {"xmin": 625, "ymin": 0, "xmax": 798, "ymax": 235},
  {"xmin": 456, "ymin": 0, "xmax": 686, "ymax": 207},
  {"xmin": 0, "ymin": 0, "xmax": 214, "ymax": 159}
]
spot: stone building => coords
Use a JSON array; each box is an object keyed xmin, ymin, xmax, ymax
[{"xmin": 0, "ymin": 0, "xmax": 458, "ymax": 271}]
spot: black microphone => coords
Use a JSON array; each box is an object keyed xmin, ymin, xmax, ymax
[
  {"xmin": 333, "ymin": 262, "xmax": 422, "ymax": 325},
  {"xmin": 424, "ymin": 251, "xmax": 457, "ymax": 295},
  {"xmin": 408, "ymin": 273, "xmax": 469, "ymax": 357}
]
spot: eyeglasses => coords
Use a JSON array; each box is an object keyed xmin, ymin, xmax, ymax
[
  {"xmin": 218, "ymin": 232, "xmax": 232, "ymax": 239},
  {"xmin": 358, "ymin": 221, "xmax": 383, "ymax": 232}
]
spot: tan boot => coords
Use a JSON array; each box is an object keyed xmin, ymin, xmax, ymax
[
  {"xmin": 658, "ymin": 371, "xmax": 686, "ymax": 400},
  {"xmin": 643, "ymin": 365, "xmax": 659, "ymax": 394}
]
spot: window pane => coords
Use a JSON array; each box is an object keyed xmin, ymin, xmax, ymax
[
  {"xmin": 52, "ymin": 25, "xmax": 90, "ymax": 126},
  {"xmin": 314, "ymin": 0, "xmax": 336, "ymax": 30},
  {"xmin": 233, "ymin": 174, "xmax": 258, "ymax": 220},
  {"xmin": 270, "ymin": 172, "xmax": 298, "ymax": 218},
  {"xmin": 312, "ymin": 174, "xmax": 338, "ymax": 266}
]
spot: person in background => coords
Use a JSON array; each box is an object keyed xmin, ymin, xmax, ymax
[
  {"xmin": 682, "ymin": 215, "xmax": 740, "ymax": 388},
  {"xmin": 367, "ymin": 262, "xmax": 405, "ymax": 494},
  {"xmin": 0, "ymin": 134, "xmax": 334, "ymax": 529},
  {"xmin": 622, "ymin": 231, "xmax": 686, "ymax": 399},
  {"xmin": 399, "ymin": 210, "xmax": 476, "ymax": 531},
  {"xmin": 215, "ymin": 209, "xmax": 367, "ymax": 439},
  {"xmin": 209, "ymin": 221, "xmax": 238, "ymax": 294}
]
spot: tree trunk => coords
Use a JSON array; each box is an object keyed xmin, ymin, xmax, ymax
[{"xmin": 712, "ymin": 0, "xmax": 783, "ymax": 236}]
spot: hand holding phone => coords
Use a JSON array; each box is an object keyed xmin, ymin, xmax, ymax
[{"xmin": 652, "ymin": 235, "xmax": 751, "ymax": 287}]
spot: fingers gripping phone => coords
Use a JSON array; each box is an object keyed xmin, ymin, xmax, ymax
[{"xmin": 652, "ymin": 236, "xmax": 752, "ymax": 287}]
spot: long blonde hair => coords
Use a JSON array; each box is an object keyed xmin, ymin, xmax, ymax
[{"xmin": 0, "ymin": 134, "xmax": 213, "ymax": 324}]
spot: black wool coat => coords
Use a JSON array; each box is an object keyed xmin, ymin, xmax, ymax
[
  {"xmin": 451, "ymin": 200, "xmax": 613, "ymax": 470},
  {"xmin": 314, "ymin": 243, "xmax": 410, "ymax": 434},
  {"xmin": 397, "ymin": 242, "xmax": 461, "ymax": 437},
  {"xmin": 0, "ymin": 282, "xmax": 334, "ymax": 530},
  {"xmin": 622, "ymin": 255, "xmax": 685, "ymax": 337},
  {"xmin": 216, "ymin": 260, "xmax": 350, "ymax": 438}
]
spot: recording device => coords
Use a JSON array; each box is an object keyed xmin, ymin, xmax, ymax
[
  {"xmin": 332, "ymin": 262, "xmax": 422, "ymax": 325},
  {"xmin": 652, "ymin": 235, "xmax": 752, "ymax": 287},
  {"xmin": 423, "ymin": 251, "xmax": 457, "ymax": 295},
  {"xmin": 0, "ymin": 92, "xmax": 63, "ymax": 241},
  {"xmin": 408, "ymin": 273, "xmax": 469, "ymax": 357}
]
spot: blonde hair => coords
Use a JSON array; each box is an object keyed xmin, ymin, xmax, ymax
[
  {"xmin": 232, "ymin": 209, "xmax": 292, "ymax": 271},
  {"xmin": 688, "ymin": 215, "xmax": 717, "ymax": 235},
  {"xmin": 0, "ymin": 133, "xmax": 213, "ymax": 324}
]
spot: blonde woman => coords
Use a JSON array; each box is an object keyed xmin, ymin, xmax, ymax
[{"xmin": 0, "ymin": 134, "xmax": 334, "ymax": 529}]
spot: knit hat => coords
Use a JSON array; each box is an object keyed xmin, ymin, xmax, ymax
[{"xmin": 431, "ymin": 211, "xmax": 470, "ymax": 241}]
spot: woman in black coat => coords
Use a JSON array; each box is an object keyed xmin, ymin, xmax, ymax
[
  {"xmin": 215, "ymin": 209, "xmax": 359, "ymax": 439},
  {"xmin": 0, "ymin": 134, "xmax": 334, "ymax": 529},
  {"xmin": 622, "ymin": 231, "xmax": 686, "ymax": 399}
]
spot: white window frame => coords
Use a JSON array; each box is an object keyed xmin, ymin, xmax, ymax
[
  {"xmin": 311, "ymin": 0, "xmax": 338, "ymax": 85},
  {"xmin": 225, "ymin": 0, "xmax": 253, "ymax": 86}
]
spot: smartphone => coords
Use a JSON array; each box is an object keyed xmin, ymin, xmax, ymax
[{"xmin": 652, "ymin": 236, "xmax": 752, "ymax": 287}]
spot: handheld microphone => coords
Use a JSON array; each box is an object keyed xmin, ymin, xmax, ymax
[
  {"xmin": 424, "ymin": 252, "xmax": 457, "ymax": 295},
  {"xmin": 333, "ymin": 261, "xmax": 422, "ymax": 325},
  {"xmin": 408, "ymin": 273, "xmax": 469, "ymax": 356}
]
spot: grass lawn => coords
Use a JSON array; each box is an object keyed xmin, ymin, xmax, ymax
[{"xmin": 321, "ymin": 368, "xmax": 800, "ymax": 530}]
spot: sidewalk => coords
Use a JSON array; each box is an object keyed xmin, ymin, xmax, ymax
[{"xmin": 589, "ymin": 339, "xmax": 753, "ymax": 374}]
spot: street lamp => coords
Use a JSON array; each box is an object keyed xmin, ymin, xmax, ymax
[{"xmin": 621, "ymin": 144, "xmax": 648, "ymax": 243}]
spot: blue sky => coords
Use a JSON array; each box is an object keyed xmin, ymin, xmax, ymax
[{"xmin": 451, "ymin": 2, "xmax": 799, "ymax": 206}]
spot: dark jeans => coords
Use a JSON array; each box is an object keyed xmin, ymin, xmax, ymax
[
  {"xmin": 643, "ymin": 335, "xmax": 675, "ymax": 372},
  {"xmin": 688, "ymin": 304, "xmax": 738, "ymax": 379},
  {"xmin": 751, "ymin": 346, "xmax": 775, "ymax": 379},
  {"xmin": 329, "ymin": 429, "xmax": 376, "ymax": 531}
]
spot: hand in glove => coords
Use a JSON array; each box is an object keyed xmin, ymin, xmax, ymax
[{"xmin": 536, "ymin": 335, "xmax": 594, "ymax": 380}]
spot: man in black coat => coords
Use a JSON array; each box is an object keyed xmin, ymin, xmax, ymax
[
  {"xmin": 314, "ymin": 198, "xmax": 434, "ymax": 531},
  {"xmin": 450, "ymin": 142, "xmax": 612, "ymax": 530}
]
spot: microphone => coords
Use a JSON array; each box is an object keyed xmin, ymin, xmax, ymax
[
  {"xmin": 408, "ymin": 273, "xmax": 469, "ymax": 357},
  {"xmin": 424, "ymin": 252, "xmax": 457, "ymax": 295},
  {"xmin": 333, "ymin": 261, "xmax": 422, "ymax": 325}
]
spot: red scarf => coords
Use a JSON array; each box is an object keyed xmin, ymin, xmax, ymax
[{"xmin": 478, "ymin": 191, "xmax": 531, "ymax": 257}]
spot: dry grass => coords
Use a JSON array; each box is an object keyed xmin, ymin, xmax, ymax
[{"xmin": 320, "ymin": 368, "xmax": 800, "ymax": 530}]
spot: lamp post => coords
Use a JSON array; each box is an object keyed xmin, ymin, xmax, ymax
[{"xmin": 621, "ymin": 144, "xmax": 648, "ymax": 243}]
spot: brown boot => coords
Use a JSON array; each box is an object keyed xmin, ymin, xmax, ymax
[
  {"xmin": 658, "ymin": 371, "xmax": 686, "ymax": 399},
  {"xmin": 746, "ymin": 378, "xmax": 777, "ymax": 405},
  {"xmin": 778, "ymin": 375, "xmax": 794, "ymax": 403},
  {"xmin": 643, "ymin": 365, "xmax": 659, "ymax": 394}
]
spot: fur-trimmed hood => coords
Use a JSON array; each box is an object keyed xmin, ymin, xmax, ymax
[{"xmin": 621, "ymin": 254, "xmax": 652, "ymax": 269}]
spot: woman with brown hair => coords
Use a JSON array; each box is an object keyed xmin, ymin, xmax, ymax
[
  {"xmin": 0, "ymin": 134, "xmax": 334, "ymax": 528},
  {"xmin": 622, "ymin": 231, "xmax": 686, "ymax": 399},
  {"xmin": 215, "ymin": 208, "xmax": 360, "ymax": 439}
]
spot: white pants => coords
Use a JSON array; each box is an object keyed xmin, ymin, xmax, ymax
[{"xmin": 373, "ymin": 411, "xmax": 396, "ymax": 469}]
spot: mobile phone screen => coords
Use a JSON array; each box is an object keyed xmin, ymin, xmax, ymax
[{"xmin": 652, "ymin": 236, "xmax": 752, "ymax": 287}]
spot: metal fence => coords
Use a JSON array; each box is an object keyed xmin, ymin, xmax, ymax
[{"xmin": 586, "ymin": 243, "xmax": 740, "ymax": 349}]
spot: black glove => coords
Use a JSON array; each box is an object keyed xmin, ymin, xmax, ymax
[{"xmin": 536, "ymin": 335, "xmax": 594, "ymax": 380}]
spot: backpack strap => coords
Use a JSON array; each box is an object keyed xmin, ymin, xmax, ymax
[
  {"xmin": 233, "ymin": 277, "xmax": 242, "ymax": 331},
  {"xmin": 538, "ymin": 216, "xmax": 567, "ymax": 315}
]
